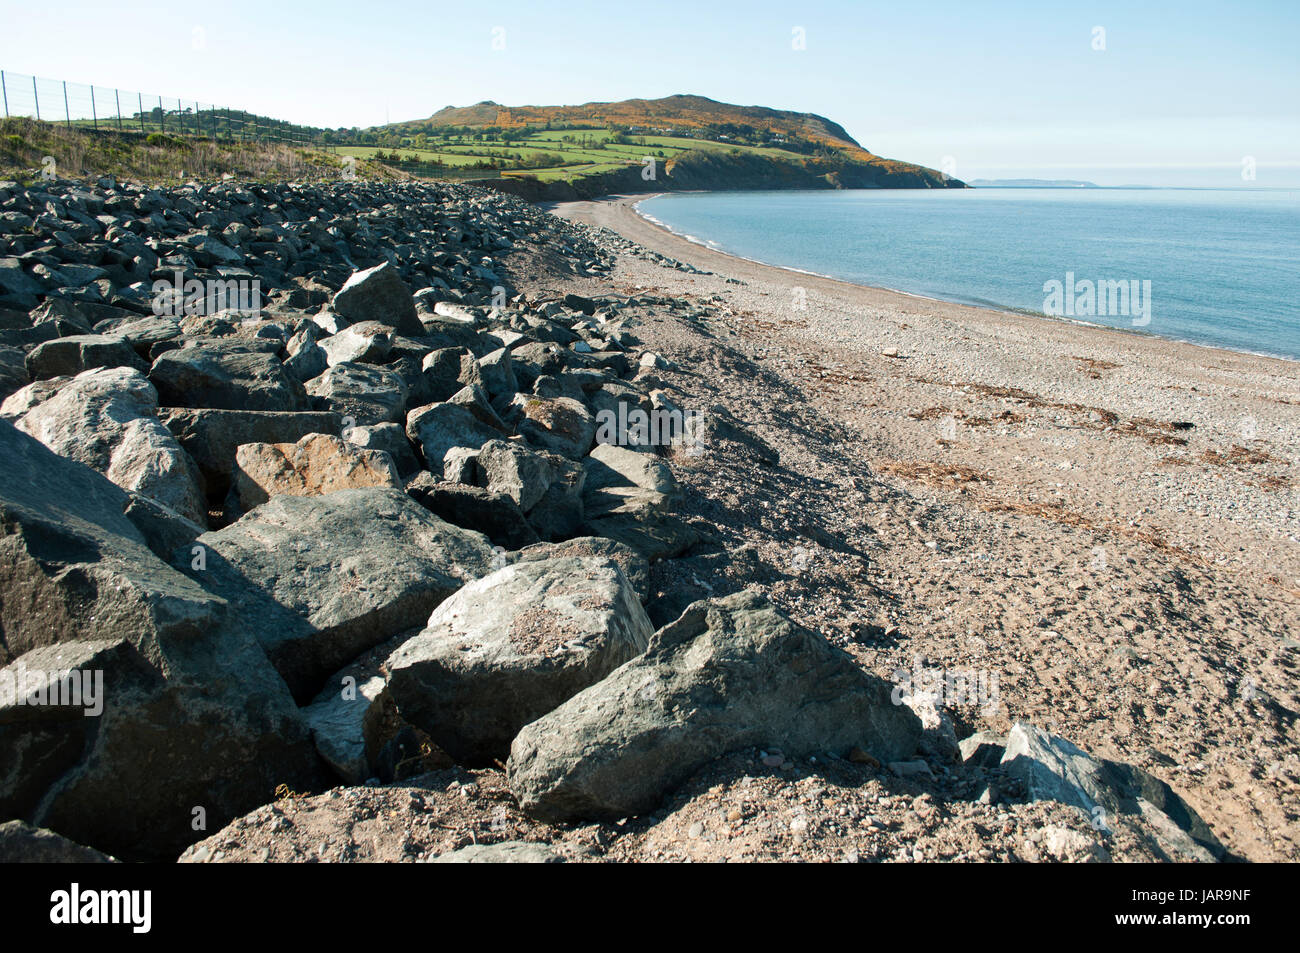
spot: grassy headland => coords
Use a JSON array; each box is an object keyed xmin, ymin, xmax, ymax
[{"xmin": 356, "ymin": 94, "xmax": 964, "ymax": 198}]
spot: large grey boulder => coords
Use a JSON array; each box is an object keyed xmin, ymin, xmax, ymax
[
  {"xmin": 306, "ymin": 361, "xmax": 409, "ymax": 426},
  {"xmin": 149, "ymin": 344, "xmax": 308, "ymax": 411},
  {"xmin": 30, "ymin": 299, "xmax": 94, "ymax": 337},
  {"xmin": 476, "ymin": 439, "xmax": 554, "ymax": 512},
  {"xmin": 387, "ymin": 556, "xmax": 653, "ymax": 764},
  {"xmin": 344, "ymin": 421, "xmax": 421, "ymax": 477},
  {"xmin": 159, "ymin": 407, "xmax": 341, "ymax": 498},
  {"xmin": 108, "ymin": 315, "xmax": 183, "ymax": 359},
  {"xmin": 181, "ymin": 487, "xmax": 497, "ymax": 700},
  {"xmin": 6, "ymin": 367, "xmax": 206, "ymax": 524},
  {"xmin": 421, "ymin": 347, "xmax": 483, "ymax": 404},
  {"xmin": 282, "ymin": 322, "xmax": 329, "ymax": 382},
  {"xmin": 0, "ymin": 258, "xmax": 41, "ymax": 299},
  {"xmin": 0, "ymin": 309, "xmax": 50, "ymax": 349},
  {"xmin": 0, "ymin": 821, "xmax": 116, "ymax": 863},
  {"xmin": 583, "ymin": 512, "xmax": 699, "ymax": 562},
  {"xmin": 509, "ymin": 341, "xmax": 577, "ymax": 391},
  {"xmin": 406, "ymin": 402, "xmax": 506, "ymax": 473},
  {"xmin": 1000, "ymin": 723, "xmax": 1224, "ymax": 862},
  {"xmin": 516, "ymin": 395, "xmax": 596, "ymax": 459},
  {"xmin": 477, "ymin": 346, "xmax": 517, "ymax": 400},
  {"xmin": 431, "ymin": 301, "xmax": 484, "ymax": 326},
  {"xmin": 331, "ymin": 262, "xmax": 424, "ymax": 337},
  {"xmin": 578, "ymin": 439, "xmax": 696, "ymax": 560},
  {"xmin": 589, "ymin": 384, "xmax": 656, "ymax": 449},
  {"xmin": 405, "ymin": 474, "xmax": 540, "ymax": 550},
  {"xmin": 0, "ymin": 421, "xmax": 321, "ymax": 860},
  {"xmin": 582, "ymin": 442, "xmax": 677, "ymax": 523},
  {"xmin": 0, "ymin": 345, "xmax": 27, "ymax": 399},
  {"xmin": 447, "ymin": 383, "xmax": 507, "ymax": 432},
  {"xmin": 532, "ymin": 372, "xmax": 586, "ymax": 402},
  {"xmin": 318, "ymin": 320, "xmax": 392, "ymax": 367},
  {"xmin": 0, "ymin": 376, "xmax": 65, "ymax": 419},
  {"xmin": 301, "ymin": 637, "xmax": 403, "ymax": 785},
  {"xmin": 507, "ymin": 591, "xmax": 922, "ymax": 822},
  {"xmin": 511, "ymin": 536, "xmax": 649, "ymax": 602},
  {"xmin": 526, "ymin": 453, "xmax": 586, "ymax": 541},
  {"xmin": 958, "ymin": 730, "xmax": 1007, "ymax": 770},
  {"xmin": 285, "ymin": 336, "xmax": 329, "ymax": 383},
  {"xmin": 122, "ymin": 491, "xmax": 206, "ymax": 560},
  {"xmin": 586, "ymin": 442, "xmax": 677, "ymax": 496},
  {"xmin": 25, "ymin": 334, "xmax": 147, "ymax": 380}
]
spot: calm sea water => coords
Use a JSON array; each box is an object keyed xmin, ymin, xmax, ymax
[{"xmin": 637, "ymin": 188, "xmax": 1300, "ymax": 360}]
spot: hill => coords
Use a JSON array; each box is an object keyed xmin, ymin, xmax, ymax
[
  {"xmin": 421, "ymin": 94, "xmax": 864, "ymax": 150},
  {"xmin": 356, "ymin": 94, "xmax": 963, "ymax": 198}
]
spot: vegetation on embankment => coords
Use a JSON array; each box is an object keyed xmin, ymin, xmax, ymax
[{"xmin": 0, "ymin": 118, "xmax": 393, "ymax": 185}]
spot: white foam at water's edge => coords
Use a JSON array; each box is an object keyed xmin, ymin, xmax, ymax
[
  {"xmin": 630, "ymin": 196, "xmax": 1300, "ymax": 365},
  {"xmin": 635, "ymin": 199, "xmax": 833, "ymax": 278}
]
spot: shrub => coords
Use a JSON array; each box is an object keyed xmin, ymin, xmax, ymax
[{"xmin": 146, "ymin": 132, "xmax": 186, "ymax": 149}]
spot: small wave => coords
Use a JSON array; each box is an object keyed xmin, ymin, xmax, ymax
[
  {"xmin": 630, "ymin": 195, "xmax": 1299, "ymax": 363},
  {"xmin": 634, "ymin": 202, "xmax": 834, "ymax": 276}
]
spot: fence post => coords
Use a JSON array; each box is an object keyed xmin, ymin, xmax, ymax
[
  {"xmin": 1, "ymin": 71, "xmax": 8, "ymax": 119},
  {"xmin": 63, "ymin": 80, "xmax": 70, "ymax": 128},
  {"xmin": 115, "ymin": 89, "xmax": 122, "ymax": 131},
  {"xmin": 90, "ymin": 86, "xmax": 97, "ymax": 130},
  {"xmin": 33, "ymin": 76, "xmax": 40, "ymax": 121},
  {"xmin": 139, "ymin": 93, "xmax": 145, "ymax": 133},
  {"xmin": 159, "ymin": 96, "xmax": 164, "ymax": 132},
  {"xmin": 177, "ymin": 98, "xmax": 183, "ymax": 135}
]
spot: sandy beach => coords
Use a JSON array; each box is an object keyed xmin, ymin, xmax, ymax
[{"xmin": 534, "ymin": 194, "xmax": 1300, "ymax": 861}]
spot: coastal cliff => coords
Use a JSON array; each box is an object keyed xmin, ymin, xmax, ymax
[{"xmin": 474, "ymin": 147, "xmax": 962, "ymax": 202}]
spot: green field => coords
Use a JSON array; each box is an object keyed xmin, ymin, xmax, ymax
[{"xmin": 336, "ymin": 127, "xmax": 820, "ymax": 183}]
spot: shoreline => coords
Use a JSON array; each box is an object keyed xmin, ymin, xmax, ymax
[
  {"xmin": 553, "ymin": 192, "xmax": 1300, "ymax": 583},
  {"xmin": 545, "ymin": 190, "xmax": 1300, "ymax": 860},
  {"xmin": 584, "ymin": 192, "xmax": 1300, "ymax": 369}
]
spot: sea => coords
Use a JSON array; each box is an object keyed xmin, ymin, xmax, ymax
[{"xmin": 636, "ymin": 188, "xmax": 1300, "ymax": 361}]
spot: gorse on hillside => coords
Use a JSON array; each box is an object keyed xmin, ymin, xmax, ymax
[
  {"xmin": 354, "ymin": 94, "xmax": 964, "ymax": 196},
  {"xmin": 412, "ymin": 94, "xmax": 864, "ymax": 151}
]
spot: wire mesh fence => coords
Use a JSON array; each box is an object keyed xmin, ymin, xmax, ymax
[
  {"xmin": 0, "ymin": 68, "xmax": 329, "ymax": 149},
  {"xmin": 0, "ymin": 69, "xmax": 545, "ymax": 186}
]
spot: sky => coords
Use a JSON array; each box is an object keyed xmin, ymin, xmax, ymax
[{"xmin": 1, "ymin": 0, "xmax": 1296, "ymax": 187}]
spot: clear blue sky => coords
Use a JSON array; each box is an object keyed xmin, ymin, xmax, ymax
[{"xmin": 1, "ymin": 0, "xmax": 1296, "ymax": 186}]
